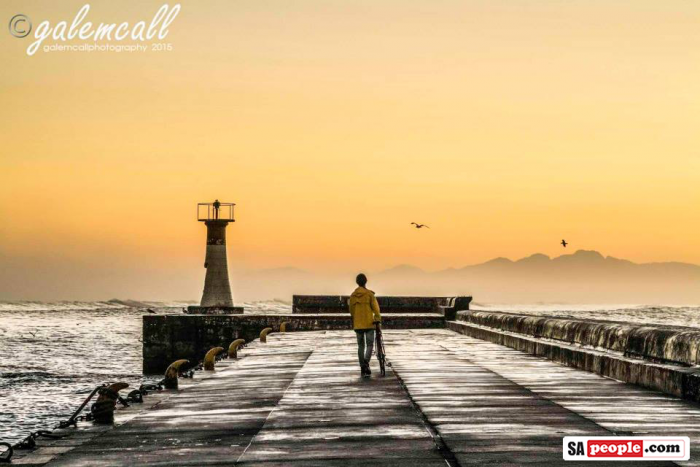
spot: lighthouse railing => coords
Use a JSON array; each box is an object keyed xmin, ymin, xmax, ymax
[{"xmin": 197, "ymin": 203, "xmax": 235, "ymax": 222}]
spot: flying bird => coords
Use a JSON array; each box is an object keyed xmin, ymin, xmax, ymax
[
  {"xmin": 411, "ymin": 223, "xmax": 430, "ymax": 229},
  {"xmin": 561, "ymin": 239, "xmax": 568, "ymax": 248}
]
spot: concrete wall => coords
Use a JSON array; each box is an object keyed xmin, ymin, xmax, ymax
[
  {"xmin": 462, "ymin": 311, "xmax": 700, "ymax": 366},
  {"xmin": 293, "ymin": 295, "xmax": 471, "ymax": 316},
  {"xmin": 143, "ymin": 313, "xmax": 444, "ymax": 374}
]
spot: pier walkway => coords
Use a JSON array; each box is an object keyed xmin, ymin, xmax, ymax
[{"xmin": 14, "ymin": 330, "xmax": 700, "ymax": 466}]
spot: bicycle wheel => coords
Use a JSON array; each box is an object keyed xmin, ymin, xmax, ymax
[{"xmin": 375, "ymin": 324, "xmax": 386, "ymax": 376}]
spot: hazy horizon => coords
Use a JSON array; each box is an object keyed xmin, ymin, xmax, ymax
[{"xmin": 2, "ymin": 249, "xmax": 698, "ymax": 304}]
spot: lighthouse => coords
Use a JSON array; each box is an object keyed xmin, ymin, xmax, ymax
[{"xmin": 186, "ymin": 200, "xmax": 244, "ymax": 314}]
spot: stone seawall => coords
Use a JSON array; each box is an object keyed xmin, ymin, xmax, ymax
[
  {"xmin": 462, "ymin": 310, "xmax": 700, "ymax": 366},
  {"xmin": 143, "ymin": 313, "xmax": 444, "ymax": 373},
  {"xmin": 293, "ymin": 295, "xmax": 471, "ymax": 318},
  {"xmin": 450, "ymin": 311, "xmax": 700, "ymax": 401}
]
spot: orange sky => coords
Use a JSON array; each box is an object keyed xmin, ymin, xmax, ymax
[{"xmin": 1, "ymin": 0, "xmax": 699, "ymax": 300}]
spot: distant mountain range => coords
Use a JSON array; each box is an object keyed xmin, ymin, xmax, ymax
[
  {"xmin": 380, "ymin": 250, "xmax": 700, "ymax": 277},
  {"xmin": 233, "ymin": 250, "xmax": 700, "ymax": 304}
]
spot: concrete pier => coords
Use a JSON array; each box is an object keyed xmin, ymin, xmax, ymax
[
  {"xmin": 14, "ymin": 329, "xmax": 700, "ymax": 466},
  {"xmin": 151, "ymin": 295, "xmax": 470, "ymax": 372},
  {"xmin": 142, "ymin": 313, "xmax": 445, "ymax": 373}
]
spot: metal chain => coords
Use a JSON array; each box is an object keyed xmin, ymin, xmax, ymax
[{"xmin": 2, "ymin": 378, "xmax": 166, "ymax": 462}]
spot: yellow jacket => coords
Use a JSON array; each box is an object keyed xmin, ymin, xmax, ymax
[{"xmin": 348, "ymin": 287, "xmax": 381, "ymax": 330}]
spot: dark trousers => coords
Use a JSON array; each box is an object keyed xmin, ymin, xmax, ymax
[{"xmin": 355, "ymin": 329, "xmax": 375, "ymax": 366}]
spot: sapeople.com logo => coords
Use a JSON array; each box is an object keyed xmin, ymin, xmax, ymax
[
  {"xmin": 563, "ymin": 437, "xmax": 690, "ymax": 461},
  {"xmin": 7, "ymin": 3, "xmax": 181, "ymax": 56}
]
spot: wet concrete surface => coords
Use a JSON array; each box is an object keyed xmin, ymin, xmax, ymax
[
  {"xmin": 13, "ymin": 330, "xmax": 700, "ymax": 466},
  {"xmin": 235, "ymin": 333, "xmax": 445, "ymax": 466},
  {"xmin": 388, "ymin": 329, "xmax": 691, "ymax": 466}
]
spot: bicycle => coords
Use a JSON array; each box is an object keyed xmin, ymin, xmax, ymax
[{"xmin": 374, "ymin": 321, "xmax": 386, "ymax": 376}]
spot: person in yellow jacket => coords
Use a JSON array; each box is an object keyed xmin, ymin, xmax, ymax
[{"xmin": 348, "ymin": 273, "xmax": 381, "ymax": 376}]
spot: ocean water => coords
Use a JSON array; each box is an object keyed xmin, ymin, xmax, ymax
[{"xmin": 0, "ymin": 300, "xmax": 698, "ymax": 445}]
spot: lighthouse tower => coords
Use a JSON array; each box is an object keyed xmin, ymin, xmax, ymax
[{"xmin": 186, "ymin": 200, "xmax": 243, "ymax": 314}]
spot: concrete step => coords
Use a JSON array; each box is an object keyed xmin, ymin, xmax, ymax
[{"xmin": 448, "ymin": 319, "xmax": 700, "ymax": 402}]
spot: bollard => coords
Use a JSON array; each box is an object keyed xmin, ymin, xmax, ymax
[
  {"xmin": 164, "ymin": 359, "xmax": 189, "ymax": 389},
  {"xmin": 204, "ymin": 347, "xmax": 225, "ymax": 371},
  {"xmin": 260, "ymin": 327, "xmax": 273, "ymax": 343},
  {"xmin": 91, "ymin": 382, "xmax": 129, "ymax": 424},
  {"xmin": 280, "ymin": 322, "xmax": 288, "ymax": 333},
  {"xmin": 228, "ymin": 339, "xmax": 245, "ymax": 359},
  {"xmin": 0, "ymin": 442, "xmax": 13, "ymax": 463}
]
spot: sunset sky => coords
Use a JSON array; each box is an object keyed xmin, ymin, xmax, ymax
[{"xmin": 1, "ymin": 0, "xmax": 699, "ymax": 300}]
